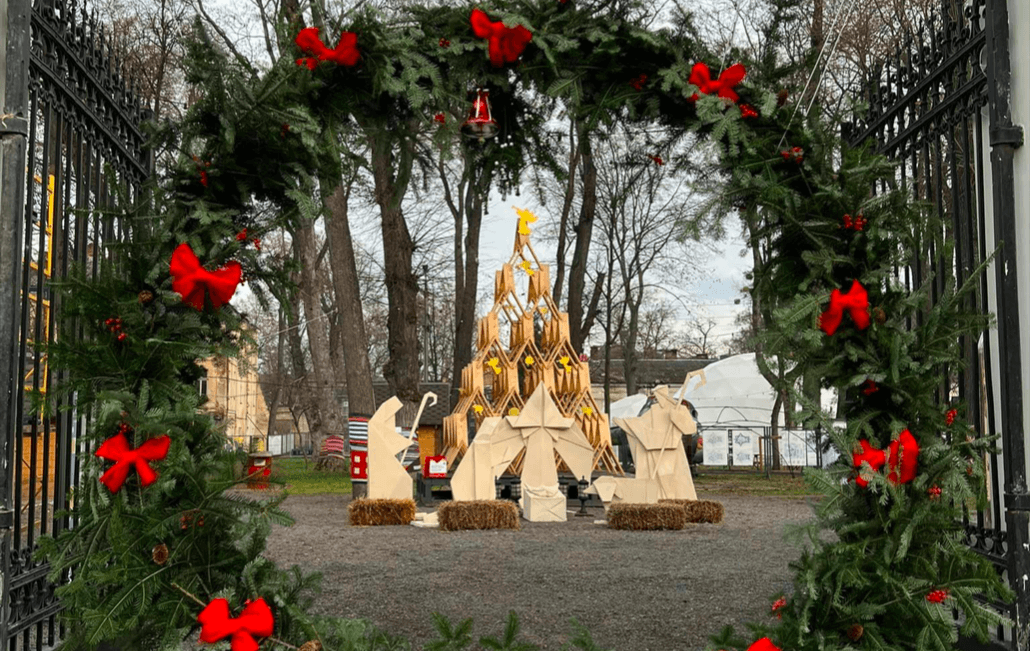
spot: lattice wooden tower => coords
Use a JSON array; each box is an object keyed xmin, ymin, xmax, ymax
[{"xmin": 442, "ymin": 209, "xmax": 624, "ymax": 476}]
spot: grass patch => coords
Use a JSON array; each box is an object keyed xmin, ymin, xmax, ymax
[
  {"xmin": 272, "ymin": 457, "xmax": 353, "ymax": 495},
  {"xmin": 694, "ymin": 470, "xmax": 818, "ymax": 497}
]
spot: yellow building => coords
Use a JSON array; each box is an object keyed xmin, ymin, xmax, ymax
[{"xmin": 198, "ymin": 339, "xmax": 270, "ymax": 452}]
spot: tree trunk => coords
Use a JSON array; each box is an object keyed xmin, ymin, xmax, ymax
[
  {"xmin": 323, "ymin": 182, "xmax": 376, "ymax": 417},
  {"xmin": 567, "ymin": 124, "xmax": 597, "ymax": 354},
  {"xmin": 294, "ymin": 224, "xmax": 347, "ymax": 449},
  {"xmin": 370, "ymin": 129, "xmax": 421, "ymax": 404},
  {"xmin": 264, "ymin": 308, "xmax": 286, "ymax": 441},
  {"xmin": 553, "ymin": 117, "xmax": 581, "ymax": 306},
  {"xmin": 622, "ymin": 295, "xmax": 641, "ymax": 396}
]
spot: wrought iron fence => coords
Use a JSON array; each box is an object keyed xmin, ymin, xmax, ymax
[
  {"xmin": 0, "ymin": 0, "xmax": 150, "ymax": 647},
  {"xmin": 847, "ymin": 0, "xmax": 1026, "ymax": 647}
]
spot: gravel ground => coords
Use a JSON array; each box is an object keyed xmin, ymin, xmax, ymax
[{"xmin": 262, "ymin": 491, "xmax": 817, "ymax": 651}]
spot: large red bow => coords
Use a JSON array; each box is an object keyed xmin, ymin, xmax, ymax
[
  {"xmin": 198, "ymin": 598, "xmax": 274, "ymax": 651},
  {"xmin": 689, "ymin": 62, "xmax": 746, "ymax": 102},
  {"xmin": 748, "ymin": 638, "xmax": 782, "ymax": 651},
  {"xmin": 819, "ymin": 280, "xmax": 870, "ymax": 335},
  {"xmin": 294, "ymin": 28, "xmax": 360, "ymax": 69},
  {"xmin": 170, "ymin": 243, "xmax": 242, "ymax": 310},
  {"xmin": 95, "ymin": 433, "xmax": 171, "ymax": 493},
  {"xmin": 470, "ymin": 8, "xmax": 532, "ymax": 67},
  {"xmin": 853, "ymin": 429, "xmax": 919, "ymax": 487}
]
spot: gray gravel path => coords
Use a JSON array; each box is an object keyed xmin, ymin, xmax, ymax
[{"xmin": 261, "ymin": 492, "xmax": 816, "ymax": 651}]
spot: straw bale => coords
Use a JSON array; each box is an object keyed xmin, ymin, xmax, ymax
[
  {"xmin": 438, "ymin": 500, "xmax": 520, "ymax": 531},
  {"xmin": 348, "ymin": 498, "xmax": 416, "ymax": 526},
  {"xmin": 607, "ymin": 503, "xmax": 686, "ymax": 531},
  {"xmin": 659, "ymin": 498, "xmax": 725, "ymax": 524}
]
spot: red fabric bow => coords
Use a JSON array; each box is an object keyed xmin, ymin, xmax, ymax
[
  {"xmin": 470, "ymin": 8, "xmax": 532, "ymax": 67},
  {"xmin": 198, "ymin": 598, "xmax": 274, "ymax": 651},
  {"xmin": 294, "ymin": 28, "xmax": 360, "ymax": 69},
  {"xmin": 170, "ymin": 243, "xmax": 242, "ymax": 310},
  {"xmin": 95, "ymin": 433, "xmax": 171, "ymax": 493},
  {"xmin": 853, "ymin": 429, "xmax": 919, "ymax": 487},
  {"xmin": 819, "ymin": 280, "xmax": 870, "ymax": 335},
  {"xmin": 747, "ymin": 638, "xmax": 782, "ymax": 651},
  {"xmin": 689, "ymin": 62, "xmax": 746, "ymax": 102}
]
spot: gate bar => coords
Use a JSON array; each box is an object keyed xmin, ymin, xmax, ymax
[{"xmin": 985, "ymin": 0, "xmax": 1028, "ymax": 647}]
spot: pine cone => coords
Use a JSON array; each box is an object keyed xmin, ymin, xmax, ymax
[
  {"xmin": 152, "ymin": 543, "xmax": 169, "ymax": 565},
  {"xmin": 299, "ymin": 642, "xmax": 323, "ymax": 651},
  {"xmin": 874, "ymin": 307, "xmax": 887, "ymax": 325},
  {"xmin": 776, "ymin": 89, "xmax": 790, "ymax": 107},
  {"xmin": 846, "ymin": 624, "xmax": 864, "ymax": 641},
  {"xmin": 138, "ymin": 289, "xmax": 154, "ymax": 305}
]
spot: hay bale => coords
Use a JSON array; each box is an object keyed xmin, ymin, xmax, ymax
[
  {"xmin": 659, "ymin": 498, "xmax": 725, "ymax": 524},
  {"xmin": 607, "ymin": 503, "xmax": 686, "ymax": 531},
  {"xmin": 348, "ymin": 498, "xmax": 416, "ymax": 526},
  {"xmin": 437, "ymin": 500, "xmax": 520, "ymax": 531}
]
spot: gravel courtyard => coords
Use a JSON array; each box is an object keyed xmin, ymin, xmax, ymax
[{"xmin": 261, "ymin": 490, "xmax": 817, "ymax": 651}]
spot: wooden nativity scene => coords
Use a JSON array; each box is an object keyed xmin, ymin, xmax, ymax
[{"xmin": 347, "ymin": 208, "xmax": 723, "ymax": 531}]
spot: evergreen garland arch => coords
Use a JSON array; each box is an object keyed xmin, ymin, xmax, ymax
[{"xmin": 40, "ymin": 2, "xmax": 1011, "ymax": 649}]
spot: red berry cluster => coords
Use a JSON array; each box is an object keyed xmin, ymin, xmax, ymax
[
  {"xmin": 105, "ymin": 317, "xmax": 127, "ymax": 342},
  {"xmin": 928, "ymin": 485, "xmax": 942, "ymax": 500},
  {"xmin": 861, "ymin": 379, "xmax": 879, "ymax": 395},
  {"xmin": 841, "ymin": 213, "xmax": 867, "ymax": 231},
  {"xmin": 192, "ymin": 156, "xmax": 212, "ymax": 187},
  {"xmin": 649, "ymin": 154, "xmax": 664, "ymax": 166},
  {"xmin": 180, "ymin": 510, "xmax": 205, "ymax": 530},
  {"xmin": 771, "ymin": 596, "xmax": 787, "ymax": 619},
  {"xmin": 945, "ymin": 409, "xmax": 958, "ymax": 425},
  {"xmin": 629, "ymin": 74, "xmax": 647, "ymax": 91},
  {"xmin": 280, "ymin": 123, "xmax": 290, "ymax": 138},
  {"xmin": 926, "ymin": 588, "xmax": 950, "ymax": 604},
  {"xmin": 236, "ymin": 228, "xmax": 248, "ymax": 242},
  {"xmin": 115, "ymin": 421, "xmax": 131, "ymax": 437},
  {"xmin": 740, "ymin": 104, "xmax": 758, "ymax": 119},
  {"xmin": 434, "ymin": 113, "xmax": 446, "ymax": 124},
  {"xmin": 780, "ymin": 147, "xmax": 804, "ymax": 164},
  {"xmin": 439, "ymin": 38, "xmax": 450, "ymax": 48}
]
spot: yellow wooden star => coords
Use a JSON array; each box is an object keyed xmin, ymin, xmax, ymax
[
  {"xmin": 473, "ymin": 405, "xmax": 484, "ymax": 414},
  {"xmin": 515, "ymin": 207, "xmax": 538, "ymax": 236},
  {"xmin": 487, "ymin": 357, "xmax": 501, "ymax": 375},
  {"xmin": 520, "ymin": 260, "xmax": 534, "ymax": 276},
  {"xmin": 508, "ymin": 407, "xmax": 520, "ymax": 416},
  {"xmin": 525, "ymin": 355, "xmax": 535, "ymax": 366},
  {"xmin": 559, "ymin": 355, "xmax": 571, "ymax": 371},
  {"xmin": 582, "ymin": 406, "xmax": 594, "ymax": 416}
]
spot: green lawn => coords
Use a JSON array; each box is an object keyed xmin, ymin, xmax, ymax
[
  {"xmin": 271, "ymin": 457, "xmax": 353, "ymax": 495},
  {"xmin": 694, "ymin": 470, "xmax": 820, "ymax": 497}
]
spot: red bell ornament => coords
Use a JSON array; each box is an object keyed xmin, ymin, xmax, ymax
[{"xmin": 461, "ymin": 89, "xmax": 499, "ymax": 142}]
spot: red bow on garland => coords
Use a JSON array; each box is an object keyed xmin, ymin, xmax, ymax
[
  {"xmin": 470, "ymin": 8, "xmax": 532, "ymax": 67},
  {"xmin": 95, "ymin": 433, "xmax": 171, "ymax": 493},
  {"xmin": 688, "ymin": 62, "xmax": 746, "ymax": 102},
  {"xmin": 819, "ymin": 280, "xmax": 871, "ymax": 335},
  {"xmin": 747, "ymin": 638, "xmax": 782, "ymax": 651},
  {"xmin": 198, "ymin": 598, "xmax": 274, "ymax": 651},
  {"xmin": 294, "ymin": 27, "xmax": 360, "ymax": 69},
  {"xmin": 170, "ymin": 243, "xmax": 242, "ymax": 310},
  {"xmin": 853, "ymin": 429, "xmax": 919, "ymax": 487}
]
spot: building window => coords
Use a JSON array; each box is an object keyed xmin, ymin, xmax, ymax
[{"xmin": 198, "ymin": 369, "xmax": 208, "ymax": 398}]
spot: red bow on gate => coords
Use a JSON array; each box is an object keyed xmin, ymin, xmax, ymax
[
  {"xmin": 470, "ymin": 8, "xmax": 532, "ymax": 67},
  {"xmin": 294, "ymin": 27, "xmax": 360, "ymax": 69},
  {"xmin": 198, "ymin": 598, "xmax": 274, "ymax": 651},
  {"xmin": 170, "ymin": 243, "xmax": 242, "ymax": 310},
  {"xmin": 688, "ymin": 62, "xmax": 747, "ymax": 102},
  {"xmin": 853, "ymin": 429, "xmax": 919, "ymax": 487},
  {"xmin": 95, "ymin": 433, "xmax": 171, "ymax": 493},
  {"xmin": 819, "ymin": 279, "xmax": 871, "ymax": 335}
]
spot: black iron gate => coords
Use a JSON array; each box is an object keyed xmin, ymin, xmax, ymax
[
  {"xmin": 0, "ymin": 0, "xmax": 150, "ymax": 647},
  {"xmin": 847, "ymin": 0, "xmax": 1026, "ymax": 648}
]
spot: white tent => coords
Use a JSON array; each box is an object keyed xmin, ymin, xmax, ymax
[
  {"xmin": 606, "ymin": 394, "xmax": 649, "ymax": 423},
  {"xmin": 675, "ymin": 353, "xmax": 784, "ymax": 429}
]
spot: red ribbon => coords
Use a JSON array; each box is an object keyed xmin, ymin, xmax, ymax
[
  {"xmin": 747, "ymin": 638, "xmax": 782, "ymax": 651},
  {"xmin": 819, "ymin": 280, "xmax": 870, "ymax": 335},
  {"xmin": 470, "ymin": 8, "xmax": 532, "ymax": 67},
  {"xmin": 688, "ymin": 62, "xmax": 746, "ymax": 102},
  {"xmin": 170, "ymin": 243, "xmax": 242, "ymax": 310},
  {"xmin": 198, "ymin": 598, "xmax": 274, "ymax": 651},
  {"xmin": 853, "ymin": 429, "xmax": 919, "ymax": 487},
  {"xmin": 95, "ymin": 433, "xmax": 171, "ymax": 493},
  {"xmin": 294, "ymin": 28, "xmax": 360, "ymax": 69}
]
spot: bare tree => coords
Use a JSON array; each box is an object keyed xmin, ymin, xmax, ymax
[{"xmin": 681, "ymin": 317, "xmax": 720, "ymax": 359}]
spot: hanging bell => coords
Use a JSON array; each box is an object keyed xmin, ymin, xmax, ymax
[{"xmin": 461, "ymin": 88, "xmax": 499, "ymax": 142}]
